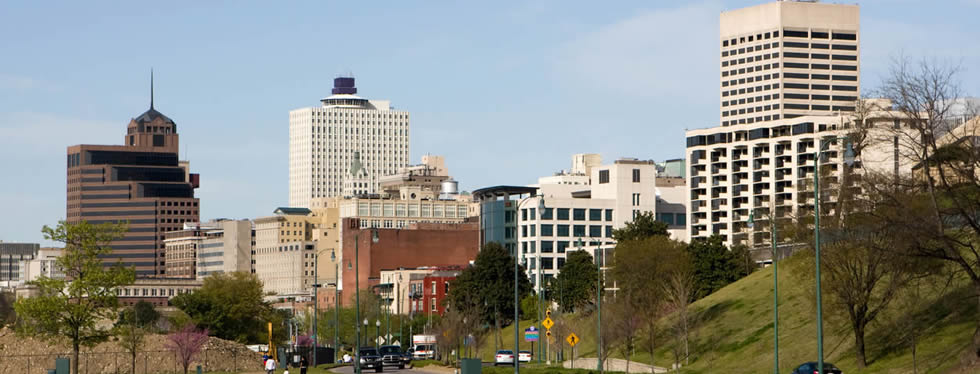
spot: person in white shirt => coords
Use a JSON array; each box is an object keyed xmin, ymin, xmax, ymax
[
  {"xmin": 343, "ymin": 353, "xmax": 352, "ymax": 363},
  {"xmin": 265, "ymin": 356, "xmax": 277, "ymax": 374}
]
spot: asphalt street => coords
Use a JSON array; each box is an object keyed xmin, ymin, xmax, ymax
[{"xmin": 329, "ymin": 364, "xmax": 452, "ymax": 374}]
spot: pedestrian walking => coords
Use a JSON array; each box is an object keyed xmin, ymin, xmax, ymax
[
  {"xmin": 300, "ymin": 355, "xmax": 309, "ymax": 374},
  {"xmin": 264, "ymin": 356, "xmax": 277, "ymax": 374}
]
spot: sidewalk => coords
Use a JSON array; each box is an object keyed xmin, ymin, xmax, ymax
[{"xmin": 563, "ymin": 358, "xmax": 668, "ymax": 373}]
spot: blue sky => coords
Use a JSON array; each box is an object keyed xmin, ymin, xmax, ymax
[{"xmin": 2, "ymin": 0, "xmax": 978, "ymax": 245}]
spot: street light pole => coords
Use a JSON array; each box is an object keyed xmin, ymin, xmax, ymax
[
  {"xmin": 593, "ymin": 238, "xmax": 602, "ymax": 374},
  {"xmin": 749, "ymin": 204, "xmax": 779, "ymax": 374},
  {"xmin": 334, "ymin": 263, "xmax": 339, "ymax": 364},
  {"xmin": 313, "ymin": 251, "xmax": 319, "ymax": 367},
  {"xmin": 535, "ymin": 198, "xmax": 545, "ymax": 364},
  {"xmin": 355, "ymin": 234, "xmax": 362, "ymax": 374},
  {"xmin": 813, "ymin": 136, "xmax": 855, "ymax": 374}
]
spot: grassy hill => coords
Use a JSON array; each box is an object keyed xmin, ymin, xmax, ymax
[{"xmin": 478, "ymin": 253, "xmax": 978, "ymax": 373}]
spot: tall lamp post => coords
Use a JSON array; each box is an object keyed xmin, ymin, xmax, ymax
[
  {"xmin": 592, "ymin": 237, "xmax": 602, "ymax": 374},
  {"xmin": 313, "ymin": 249, "xmax": 338, "ymax": 367},
  {"xmin": 514, "ymin": 194, "xmax": 546, "ymax": 374},
  {"xmin": 354, "ymin": 229, "xmax": 380, "ymax": 374},
  {"xmin": 376, "ymin": 320, "xmax": 381, "ymax": 349},
  {"xmin": 813, "ymin": 136, "xmax": 855, "ymax": 374},
  {"xmin": 748, "ymin": 203, "xmax": 779, "ymax": 374}
]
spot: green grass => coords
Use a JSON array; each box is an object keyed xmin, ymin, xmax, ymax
[{"xmin": 479, "ymin": 253, "xmax": 979, "ymax": 373}]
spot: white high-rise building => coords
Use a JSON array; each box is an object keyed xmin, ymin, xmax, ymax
[
  {"xmin": 719, "ymin": 1, "xmax": 859, "ymax": 127},
  {"xmin": 289, "ymin": 77, "xmax": 410, "ymax": 208}
]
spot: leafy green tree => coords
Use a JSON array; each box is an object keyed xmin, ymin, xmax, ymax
[
  {"xmin": 612, "ymin": 211, "xmax": 668, "ymax": 242},
  {"xmin": 446, "ymin": 242, "xmax": 532, "ymax": 327},
  {"xmin": 118, "ymin": 300, "xmax": 160, "ymax": 329},
  {"xmin": 687, "ymin": 235, "xmax": 748, "ymax": 300},
  {"xmin": 14, "ymin": 221, "xmax": 136, "ymax": 374},
  {"xmin": 546, "ymin": 251, "xmax": 599, "ymax": 313},
  {"xmin": 520, "ymin": 293, "xmax": 539, "ymax": 321},
  {"xmin": 171, "ymin": 272, "xmax": 286, "ymax": 344},
  {"xmin": 611, "ymin": 235, "xmax": 688, "ymax": 370}
]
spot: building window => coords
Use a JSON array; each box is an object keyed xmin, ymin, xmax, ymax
[
  {"xmin": 589, "ymin": 209, "xmax": 602, "ymax": 221},
  {"xmin": 632, "ymin": 193, "xmax": 641, "ymax": 206},
  {"xmin": 573, "ymin": 209, "xmax": 586, "ymax": 220},
  {"xmin": 589, "ymin": 225, "xmax": 602, "ymax": 237},
  {"xmin": 522, "ymin": 209, "xmax": 527, "ymax": 221},
  {"xmin": 632, "ymin": 169, "xmax": 640, "ymax": 182},
  {"xmin": 541, "ymin": 257, "xmax": 554, "ymax": 270},
  {"xmin": 541, "ymin": 241, "xmax": 554, "ymax": 253},
  {"xmin": 557, "ymin": 224, "xmax": 569, "ymax": 237},
  {"xmin": 541, "ymin": 224, "xmax": 553, "ymax": 237},
  {"xmin": 540, "ymin": 208, "xmax": 553, "ymax": 220},
  {"xmin": 444, "ymin": 282, "xmax": 449, "ymax": 295},
  {"xmin": 431, "ymin": 298, "xmax": 437, "ymax": 312},
  {"xmin": 431, "ymin": 281, "xmax": 436, "ymax": 294},
  {"xmin": 573, "ymin": 225, "xmax": 586, "ymax": 237},
  {"xmin": 598, "ymin": 170, "xmax": 609, "ymax": 184},
  {"xmin": 606, "ymin": 225, "xmax": 614, "ymax": 238},
  {"xmin": 557, "ymin": 241, "xmax": 569, "ymax": 253},
  {"xmin": 557, "ymin": 208, "xmax": 570, "ymax": 220},
  {"xmin": 605, "ymin": 209, "xmax": 613, "ymax": 221}
]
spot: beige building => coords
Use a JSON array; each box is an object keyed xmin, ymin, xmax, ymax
[
  {"xmin": 196, "ymin": 219, "xmax": 254, "ymax": 279},
  {"xmin": 163, "ymin": 223, "xmax": 218, "ymax": 279},
  {"xmin": 720, "ymin": 1, "xmax": 859, "ymax": 127},
  {"xmin": 254, "ymin": 208, "xmax": 317, "ymax": 298}
]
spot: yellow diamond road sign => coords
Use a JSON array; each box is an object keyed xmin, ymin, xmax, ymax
[
  {"xmin": 542, "ymin": 317, "xmax": 554, "ymax": 330},
  {"xmin": 566, "ymin": 333, "xmax": 579, "ymax": 347}
]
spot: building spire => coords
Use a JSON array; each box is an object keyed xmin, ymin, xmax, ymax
[{"xmin": 150, "ymin": 68, "xmax": 154, "ymax": 109}]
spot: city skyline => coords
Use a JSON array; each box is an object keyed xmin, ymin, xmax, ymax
[{"xmin": 2, "ymin": 0, "xmax": 979, "ymax": 245}]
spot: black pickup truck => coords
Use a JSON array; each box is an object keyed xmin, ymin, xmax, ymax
[
  {"xmin": 358, "ymin": 347, "xmax": 383, "ymax": 372},
  {"xmin": 379, "ymin": 345, "xmax": 412, "ymax": 369}
]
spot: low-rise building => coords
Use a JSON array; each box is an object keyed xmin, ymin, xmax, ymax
[
  {"xmin": 0, "ymin": 242, "xmax": 40, "ymax": 284},
  {"xmin": 254, "ymin": 208, "xmax": 317, "ymax": 298},
  {"xmin": 117, "ymin": 277, "xmax": 202, "ymax": 307},
  {"xmin": 21, "ymin": 248, "xmax": 64, "ymax": 282},
  {"xmin": 196, "ymin": 219, "xmax": 254, "ymax": 279},
  {"xmin": 164, "ymin": 223, "xmax": 219, "ymax": 279},
  {"xmin": 340, "ymin": 218, "xmax": 479, "ymax": 306}
]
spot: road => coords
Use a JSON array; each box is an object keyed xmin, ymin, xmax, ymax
[{"xmin": 329, "ymin": 364, "xmax": 453, "ymax": 374}]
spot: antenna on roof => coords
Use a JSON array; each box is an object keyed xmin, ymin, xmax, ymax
[{"xmin": 150, "ymin": 68, "xmax": 155, "ymax": 109}]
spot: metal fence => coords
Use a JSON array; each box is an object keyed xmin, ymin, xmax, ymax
[{"xmin": 0, "ymin": 347, "xmax": 263, "ymax": 374}]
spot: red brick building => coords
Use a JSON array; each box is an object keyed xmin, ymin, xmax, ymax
[
  {"xmin": 418, "ymin": 269, "xmax": 462, "ymax": 316},
  {"xmin": 340, "ymin": 218, "xmax": 478, "ymax": 306}
]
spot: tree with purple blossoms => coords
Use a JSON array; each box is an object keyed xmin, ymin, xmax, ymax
[{"xmin": 167, "ymin": 325, "xmax": 209, "ymax": 374}]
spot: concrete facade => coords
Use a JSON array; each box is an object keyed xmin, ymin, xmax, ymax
[
  {"xmin": 196, "ymin": 219, "xmax": 254, "ymax": 279},
  {"xmin": 719, "ymin": 1, "xmax": 860, "ymax": 126},
  {"xmin": 254, "ymin": 208, "xmax": 316, "ymax": 298},
  {"xmin": 289, "ymin": 77, "xmax": 410, "ymax": 208}
]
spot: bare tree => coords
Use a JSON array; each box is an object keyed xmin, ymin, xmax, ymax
[
  {"xmin": 115, "ymin": 318, "xmax": 147, "ymax": 374},
  {"xmin": 662, "ymin": 256, "xmax": 694, "ymax": 372},
  {"xmin": 868, "ymin": 56, "xmax": 980, "ymax": 359},
  {"xmin": 166, "ymin": 324, "xmax": 209, "ymax": 374},
  {"xmin": 807, "ymin": 207, "xmax": 921, "ymax": 369},
  {"xmin": 608, "ymin": 298, "xmax": 642, "ymax": 373}
]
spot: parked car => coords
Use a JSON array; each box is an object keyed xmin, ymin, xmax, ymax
[
  {"xmin": 379, "ymin": 345, "xmax": 411, "ymax": 369},
  {"xmin": 359, "ymin": 347, "xmax": 384, "ymax": 372},
  {"xmin": 792, "ymin": 362, "xmax": 843, "ymax": 374},
  {"xmin": 494, "ymin": 350, "xmax": 515, "ymax": 366},
  {"xmin": 518, "ymin": 350, "xmax": 532, "ymax": 363}
]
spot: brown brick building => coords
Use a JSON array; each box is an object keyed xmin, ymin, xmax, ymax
[
  {"xmin": 66, "ymin": 81, "xmax": 199, "ymax": 277},
  {"xmin": 340, "ymin": 218, "xmax": 478, "ymax": 305}
]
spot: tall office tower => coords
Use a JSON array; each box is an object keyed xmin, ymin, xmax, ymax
[
  {"xmin": 720, "ymin": 1, "xmax": 859, "ymax": 126},
  {"xmin": 66, "ymin": 78, "xmax": 200, "ymax": 277},
  {"xmin": 289, "ymin": 77, "xmax": 410, "ymax": 208}
]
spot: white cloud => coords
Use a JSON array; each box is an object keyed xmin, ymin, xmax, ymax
[{"xmin": 551, "ymin": 2, "xmax": 723, "ymax": 101}]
